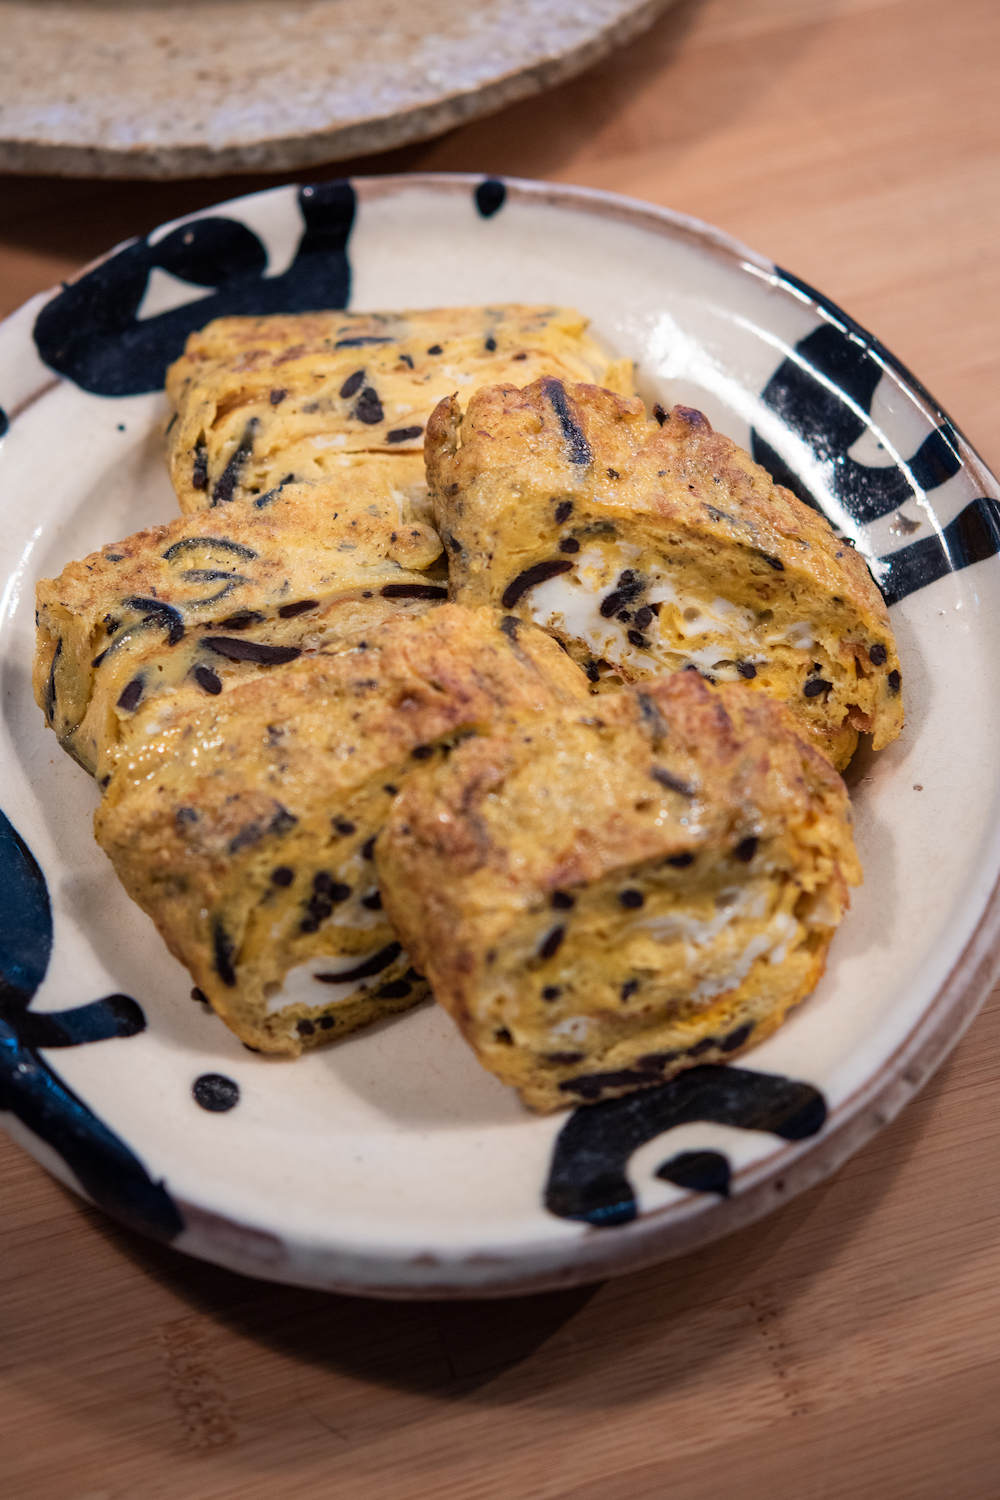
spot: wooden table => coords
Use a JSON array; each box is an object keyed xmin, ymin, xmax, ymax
[{"xmin": 4, "ymin": 2, "xmax": 1000, "ymax": 1495}]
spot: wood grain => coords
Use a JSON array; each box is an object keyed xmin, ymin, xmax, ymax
[{"xmin": 3, "ymin": 1, "xmax": 1000, "ymax": 1495}]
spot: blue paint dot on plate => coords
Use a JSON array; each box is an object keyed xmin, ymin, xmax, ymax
[
  {"xmin": 0, "ymin": 406, "xmax": 8, "ymax": 440},
  {"xmin": 117, "ymin": 423, "xmax": 125, "ymax": 431},
  {"xmin": 475, "ymin": 178, "xmax": 506, "ymax": 218},
  {"xmin": 656, "ymin": 1148, "xmax": 731, "ymax": 1197},
  {"xmin": 192, "ymin": 1072, "xmax": 240, "ymax": 1112}
]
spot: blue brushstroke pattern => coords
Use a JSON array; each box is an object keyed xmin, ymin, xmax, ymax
[{"xmin": 0, "ymin": 809, "xmax": 183, "ymax": 1240}]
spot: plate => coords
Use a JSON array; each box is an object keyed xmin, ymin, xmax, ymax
[
  {"xmin": 0, "ymin": 0, "xmax": 673, "ymax": 179},
  {"xmin": 2, "ymin": 173, "xmax": 1000, "ymax": 1299}
]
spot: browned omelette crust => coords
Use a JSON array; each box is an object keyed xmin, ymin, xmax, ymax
[
  {"xmin": 166, "ymin": 305, "xmax": 633, "ymax": 515},
  {"xmin": 427, "ymin": 380, "xmax": 903, "ymax": 770},
  {"xmin": 94, "ymin": 606, "xmax": 591, "ymax": 1055},
  {"xmin": 379, "ymin": 670, "xmax": 861, "ymax": 1112},
  {"xmin": 33, "ymin": 475, "xmax": 444, "ymax": 784}
]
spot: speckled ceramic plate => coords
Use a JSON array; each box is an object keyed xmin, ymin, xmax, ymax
[
  {"xmin": 0, "ymin": 0, "xmax": 673, "ymax": 178},
  {"xmin": 3, "ymin": 174, "xmax": 1000, "ymax": 1298}
]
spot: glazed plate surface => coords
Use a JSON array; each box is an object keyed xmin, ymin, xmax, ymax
[{"xmin": 2, "ymin": 174, "xmax": 1000, "ymax": 1297}]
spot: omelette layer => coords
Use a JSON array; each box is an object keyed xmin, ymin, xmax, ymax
[
  {"xmin": 378, "ymin": 670, "xmax": 861, "ymax": 1112},
  {"xmin": 34, "ymin": 475, "xmax": 444, "ymax": 784},
  {"xmin": 428, "ymin": 380, "xmax": 903, "ymax": 770},
  {"xmin": 166, "ymin": 305, "xmax": 633, "ymax": 516},
  {"xmin": 94, "ymin": 606, "xmax": 591, "ymax": 1054}
]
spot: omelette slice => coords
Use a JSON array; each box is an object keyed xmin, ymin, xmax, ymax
[
  {"xmin": 93, "ymin": 606, "xmax": 591, "ymax": 1055},
  {"xmin": 166, "ymin": 305, "xmax": 633, "ymax": 516},
  {"xmin": 427, "ymin": 379, "xmax": 903, "ymax": 769},
  {"xmin": 378, "ymin": 669, "xmax": 861, "ymax": 1113},
  {"xmin": 33, "ymin": 474, "xmax": 444, "ymax": 785}
]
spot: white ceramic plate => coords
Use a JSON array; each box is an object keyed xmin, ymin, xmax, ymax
[{"xmin": 3, "ymin": 174, "xmax": 1000, "ymax": 1298}]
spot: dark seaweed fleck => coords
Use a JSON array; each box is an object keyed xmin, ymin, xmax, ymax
[
  {"xmin": 485, "ymin": 336, "xmax": 497, "ymax": 351},
  {"xmin": 560, "ymin": 1068, "xmax": 655, "ymax": 1100},
  {"xmin": 803, "ymin": 677, "xmax": 832, "ymax": 698},
  {"xmin": 619, "ymin": 889, "xmax": 644, "ymax": 909},
  {"xmin": 377, "ymin": 979, "xmax": 412, "ymax": 999},
  {"xmin": 551, "ymin": 891, "xmax": 575, "ymax": 910},
  {"xmin": 554, "ymin": 500, "xmax": 574, "ymax": 524},
  {"xmin": 380, "ymin": 583, "xmax": 448, "ymax": 600},
  {"xmin": 163, "ymin": 536, "xmax": 258, "ymax": 562},
  {"xmin": 585, "ymin": 661, "xmax": 601, "ymax": 683},
  {"xmin": 269, "ymin": 805, "xmax": 298, "ymax": 836},
  {"xmin": 650, "ymin": 766, "xmax": 694, "ymax": 797},
  {"xmin": 427, "ymin": 344, "xmax": 443, "ymax": 356},
  {"xmin": 253, "ymin": 474, "xmax": 297, "ymax": 508},
  {"xmin": 270, "ymin": 388, "xmax": 287, "ymax": 405},
  {"xmin": 204, "ymin": 637, "xmax": 301, "ymax": 665},
  {"xmin": 228, "ymin": 822, "xmax": 264, "ymax": 855},
  {"xmin": 123, "ymin": 595, "xmax": 185, "ymax": 645},
  {"xmin": 272, "ymin": 867, "xmax": 294, "ymax": 886},
  {"xmin": 734, "ymin": 836, "xmax": 758, "ymax": 862},
  {"xmin": 869, "ymin": 642, "xmax": 888, "ymax": 665},
  {"xmin": 720, "ymin": 1022, "xmax": 754, "ymax": 1053},
  {"xmin": 315, "ymin": 942, "xmax": 402, "ymax": 984},
  {"xmin": 607, "ymin": 468, "xmax": 620, "ymax": 479},
  {"xmin": 333, "ymin": 818, "xmax": 356, "ymax": 836},
  {"xmin": 652, "ymin": 404, "xmax": 667, "ymax": 426},
  {"xmin": 192, "ymin": 442, "xmax": 208, "ymax": 490},
  {"xmin": 386, "ymin": 425, "xmax": 424, "ymax": 444},
  {"xmin": 737, "ymin": 661, "xmax": 757, "ymax": 679},
  {"xmin": 599, "ymin": 569, "xmax": 644, "ymax": 619},
  {"xmin": 336, "ymin": 337, "xmax": 392, "ymax": 349},
  {"xmin": 175, "ymin": 806, "xmax": 199, "ymax": 828},
  {"xmin": 319, "ymin": 1015, "xmax": 336, "ymax": 1029},
  {"xmin": 45, "ymin": 640, "xmax": 61, "ymax": 723},
  {"xmin": 501, "ymin": 559, "xmax": 573, "ymax": 609},
  {"xmin": 500, "ymin": 615, "xmax": 520, "ymax": 640},
  {"xmin": 559, "ymin": 537, "xmax": 580, "ymax": 554},
  {"xmin": 383, "ymin": 785, "xmax": 398, "ymax": 797},
  {"xmin": 298, "ymin": 1019, "xmax": 316, "ymax": 1036},
  {"xmin": 688, "ymin": 1037, "xmax": 716, "ymax": 1057},
  {"xmin": 213, "ymin": 922, "xmax": 237, "ymax": 986},
  {"xmin": 637, "ymin": 1051, "xmax": 680, "ymax": 1070},
  {"xmin": 191, "ymin": 987, "xmax": 208, "ymax": 1005},
  {"xmin": 411, "ymin": 744, "xmax": 434, "ymax": 760},
  {"xmin": 400, "ymin": 353, "xmax": 414, "ymax": 370},
  {"xmin": 543, "ymin": 986, "xmax": 562, "ymax": 1001},
  {"xmin": 217, "ymin": 610, "xmax": 264, "ymax": 630},
  {"xmin": 194, "ymin": 664, "xmax": 222, "ymax": 695},
  {"xmin": 627, "ymin": 630, "xmax": 648, "ymax": 648},
  {"xmin": 541, "ymin": 377, "xmax": 592, "ymax": 466},
  {"xmin": 212, "ymin": 418, "xmax": 258, "ymax": 505},
  {"xmin": 634, "ymin": 605, "xmax": 653, "ymax": 629},
  {"xmin": 539, "ymin": 926, "xmax": 566, "ymax": 960},
  {"xmin": 621, "ymin": 979, "xmax": 639, "ymax": 1001},
  {"xmin": 117, "ymin": 676, "xmax": 144, "ymax": 712},
  {"xmin": 666, "ymin": 852, "xmax": 694, "ymax": 868},
  {"xmin": 761, "ymin": 553, "xmax": 785, "ymax": 571},
  {"xmin": 494, "ymin": 1027, "xmax": 513, "ymax": 1045},
  {"xmin": 339, "ymin": 369, "xmax": 365, "ymax": 399},
  {"xmin": 353, "ymin": 387, "xmax": 384, "ymax": 425},
  {"xmin": 361, "ymin": 835, "xmax": 377, "ymax": 860},
  {"xmin": 446, "ymin": 532, "xmax": 462, "ymax": 554},
  {"xmin": 278, "ymin": 598, "xmax": 319, "ymax": 619},
  {"xmin": 99, "ymin": 774, "xmax": 111, "ymax": 790},
  {"xmin": 361, "ymin": 891, "xmax": 383, "ymax": 910},
  {"xmin": 888, "ymin": 669, "xmax": 901, "ymax": 693},
  {"xmin": 548, "ymin": 1052, "xmax": 585, "ymax": 1066}
]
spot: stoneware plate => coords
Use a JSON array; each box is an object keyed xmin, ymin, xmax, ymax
[
  {"xmin": 0, "ymin": 0, "xmax": 673, "ymax": 179},
  {"xmin": 2, "ymin": 174, "xmax": 1000, "ymax": 1299}
]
